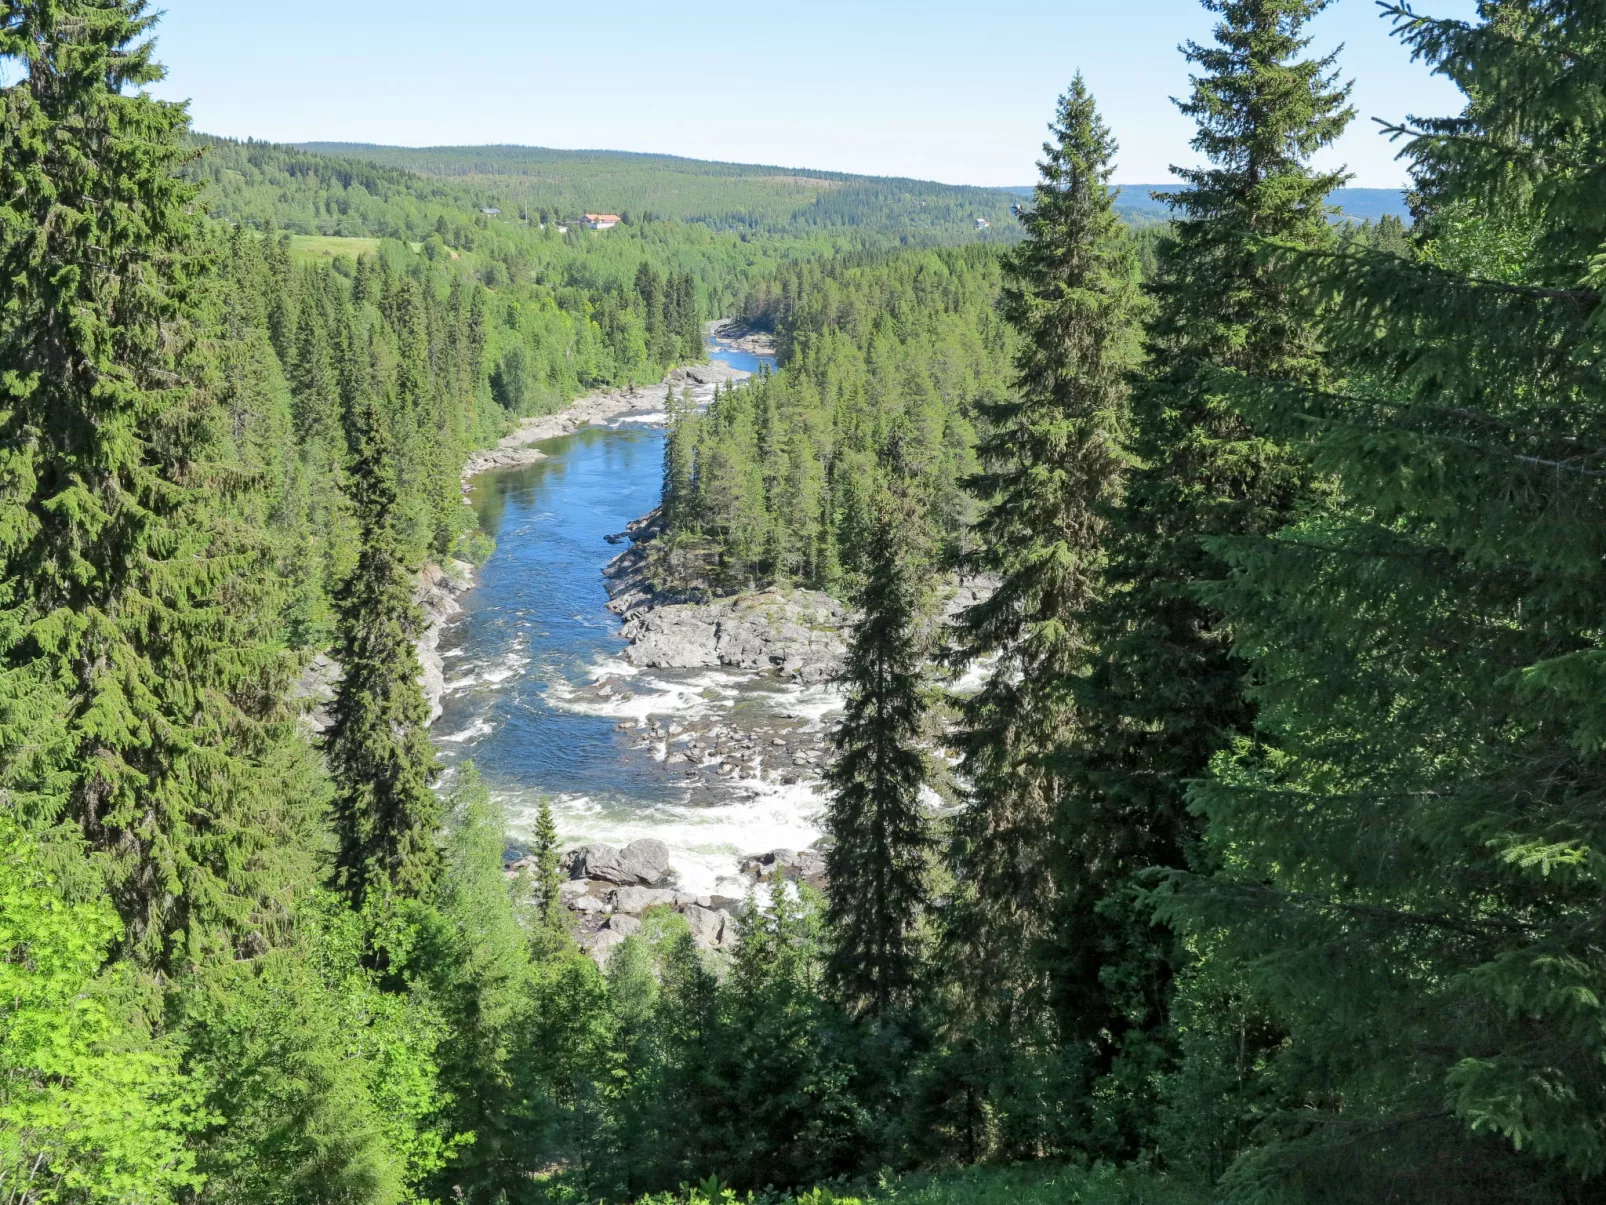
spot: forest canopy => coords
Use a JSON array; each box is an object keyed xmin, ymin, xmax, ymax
[{"xmin": 2, "ymin": 1, "xmax": 1603, "ymax": 1204}]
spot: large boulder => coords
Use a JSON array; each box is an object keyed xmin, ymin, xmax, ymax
[
  {"xmin": 615, "ymin": 838, "xmax": 672, "ymax": 885},
  {"xmin": 587, "ymin": 928, "xmax": 626, "ymax": 967},
  {"xmin": 565, "ymin": 838, "xmax": 672, "ymax": 886},
  {"xmin": 682, "ymin": 904, "xmax": 727, "ymax": 948},
  {"xmin": 609, "ymin": 886, "xmax": 680, "ymax": 914},
  {"xmin": 740, "ymin": 847, "xmax": 828, "ymax": 885}
]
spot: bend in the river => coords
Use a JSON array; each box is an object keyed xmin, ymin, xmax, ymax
[{"xmin": 435, "ymin": 332, "xmax": 834, "ymax": 897}]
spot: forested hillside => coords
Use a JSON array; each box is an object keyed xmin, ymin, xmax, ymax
[
  {"xmin": 3, "ymin": 1, "xmax": 1605, "ymax": 1205},
  {"xmin": 293, "ymin": 142, "xmax": 1023, "ymax": 239},
  {"xmin": 669, "ymin": 0, "xmax": 1606, "ymax": 1201},
  {"xmin": 186, "ymin": 136, "xmax": 886, "ymax": 319},
  {"xmin": 659, "ymin": 246, "xmax": 1013, "ymax": 592}
]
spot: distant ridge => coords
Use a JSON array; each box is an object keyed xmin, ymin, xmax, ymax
[
  {"xmin": 1003, "ymin": 183, "xmax": 1409, "ymax": 224},
  {"xmin": 287, "ymin": 141, "xmax": 1026, "ymax": 240},
  {"xmin": 294, "ymin": 142, "xmax": 1008, "ymax": 192}
]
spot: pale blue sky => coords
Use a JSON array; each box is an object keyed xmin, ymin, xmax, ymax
[{"xmin": 145, "ymin": 0, "xmax": 1477, "ymax": 188}]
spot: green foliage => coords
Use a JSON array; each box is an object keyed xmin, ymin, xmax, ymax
[
  {"xmin": 325, "ymin": 393, "xmax": 443, "ymax": 909},
  {"xmin": 824, "ymin": 455, "xmax": 937, "ymax": 1021},
  {"xmin": 0, "ymin": 0, "xmax": 314, "ymax": 969},
  {"xmin": 1162, "ymin": 1, "xmax": 1606, "ymax": 1198},
  {"xmin": 17, "ymin": 0, "xmax": 1606, "ymax": 1200},
  {"xmin": 415, "ymin": 765, "xmax": 544, "ymax": 1202},
  {"xmin": 697, "ymin": 889, "xmax": 872, "ymax": 1191},
  {"xmin": 628, "ymin": 1163, "xmax": 1208, "ymax": 1205},
  {"xmin": 661, "ymin": 246, "xmax": 1013, "ymax": 591},
  {"xmin": 1025, "ymin": 0, "xmax": 1353, "ymax": 1168},
  {"xmin": 0, "ymin": 817, "xmax": 205, "ymax": 1204},
  {"xmin": 529, "ymin": 796, "xmax": 568, "ymax": 942},
  {"xmin": 944, "ymin": 77, "xmax": 1148, "ymax": 1090},
  {"xmin": 182, "ymin": 893, "xmax": 464, "ymax": 1205}
]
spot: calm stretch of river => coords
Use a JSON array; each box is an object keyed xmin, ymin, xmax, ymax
[{"xmin": 435, "ymin": 339, "xmax": 830, "ymax": 895}]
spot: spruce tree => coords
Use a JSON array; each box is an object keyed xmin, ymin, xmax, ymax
[
  {"xmin": 661, "ymin": 386, "xmax": 696, "ymax": 529},
  {"xmin": 824, "ymin": 451, "xmax": 934, "ymax": 1020},
  {"xmin": 325, "ymin": 395, "xmax": 443, "ymax": 908},
  {"xmin": 1030, "ymin": 0, "xmax": 1352, "ymax": 1155},
  {"xmin": 945, "ymin": 75, "xmax": 1146, "ymax": 1066},
  {"xmin": 531, "ymin": 795, "xmax": 566, "ymax": 937},
  {"xmin": 1170, "ymin": 2, "xmax": 1606, "ymax": 1195},
  {"xmin": 0, "ymin": 0, "xmax": 307, "ymax": 966},
  {"xmin": 291, "ymin": 272, "xmax": 341, "ymax": 446}
]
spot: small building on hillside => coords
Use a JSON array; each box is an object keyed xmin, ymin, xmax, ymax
[
  {"xmin": 481, "ymin": 206, "xmax": 501, "ymax": 217},
  {"xmin": 974, "ymin": 216, "xmax": 991, "ymax": 230},
  {"xmin": 584, "ymin": 213, "xmax": 621, "ymax": 230}
]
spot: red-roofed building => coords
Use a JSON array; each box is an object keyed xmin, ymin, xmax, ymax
[{"xmin": 583, "ymin": 213, "xmax": 621, "ymax": 230}]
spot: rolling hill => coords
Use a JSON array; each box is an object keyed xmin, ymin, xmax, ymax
[{"xmin": 293, "ymin": 142, "xmax": 1024, "ymax": 241}]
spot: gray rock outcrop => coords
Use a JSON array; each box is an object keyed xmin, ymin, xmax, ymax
[
  {"xmin": 532, "ymin": 841, "xmax": 743, "ymax": 966},
  {"xmin": 417, "ymin": 560, "xmax": 474, "ymax": 725},
  {"xmin": 607, "ymin": 586, "xmax": 851, "ymax": 685},
  {"xmin": 562, "ymin": 838, "xmax": 672, "ymax": 886},
  {"xmin": 293, "ymin": 559, "xmax": 474, "ymax": 734},
  {"xmin": 740, "ymin": 847, "xmax": 829, "ymax": 888},
  {"xmin": 606, "ymin": 914, "xmax": 642, "ymax": 938}
]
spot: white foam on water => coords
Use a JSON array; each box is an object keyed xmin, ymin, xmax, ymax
[
  {"xmin": 438, "ymin": 716, "xmax": 497, "ymax": 744},
  {"xmin": 480, "ymin": 658, "xmax": 526, "ymax": 685},
  {"xmin": 610, "ymin": 412, "xmax": 667, "ymax": 427},
  {"xmin": 583, "ymin": 657, "xmax": 642, "ymax": 681},
  {"xmin": 444, "ymin": 649, "xmax": 531, "ymax": 693},
  {"xmin": 545, "ymin": 666, "xmax": 744, "ymax": 723},
  {"xmin": 498, "ymin": 770, "xmax": 828, "ymax": 896},
  {"xmin": 779, "ymin": 682, "xmax": 846, "ymax": 727},
  {"xmin": 949, "ymin": 652, "xmax": 999, "ymax": 697}
]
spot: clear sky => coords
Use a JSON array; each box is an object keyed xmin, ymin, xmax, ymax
[{"xmin": 145, "ymin": 0, "xmax": 1478, "ymax": 189}]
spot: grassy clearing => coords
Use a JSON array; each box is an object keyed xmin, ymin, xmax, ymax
[
  {"xmin": 627, "ymin": 1164, "xmax": 1209, "ymax": 1205},
  {"xmin": 286, "ymin": 234, "xmax": 380, "ymax": 262}
]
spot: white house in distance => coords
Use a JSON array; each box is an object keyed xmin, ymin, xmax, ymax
[
  {"xmin": 974, "ymin": 217, "xmax": 990, "ymax": 230},
  {"xmin": 583, "ymin": 213, "xmax": 621, "ymax": 230}
]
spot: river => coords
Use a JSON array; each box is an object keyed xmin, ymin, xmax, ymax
[{"xmin": 435, "ymin": 336, "xmax": 835, "ymax": 895}]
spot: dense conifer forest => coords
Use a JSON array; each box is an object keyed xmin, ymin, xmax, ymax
[
  {"xmin": 285, "ymin": 142, "xmax": 1025, "ymax": 240},
  {"xmin": 1, "ymin": 1, "xmax": 1603, "ymax": 1204}
]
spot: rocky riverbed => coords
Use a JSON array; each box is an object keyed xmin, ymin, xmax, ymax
[
  {"xmin": 507, "ymin": 835, "xmax": 829, "ymax": 965},
  {"xmin": 603, "ymin": 521, "xmax": 995, "ymax": 689},
  {"xmin": 300, "ymin": 355, "xmax": 763, "ymax": 734}
]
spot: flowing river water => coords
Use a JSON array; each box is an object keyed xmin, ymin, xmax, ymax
[{"xmin": 434, "ymin": 337, "xmax": 836, "ymax": 895}]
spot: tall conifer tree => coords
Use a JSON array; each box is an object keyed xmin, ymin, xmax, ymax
[
  {"xmin": 325, "ymin": 396, "xmax": 442, "ymax": 908},
  {"xmin": 1036, "ymin": 0, "xmax": 1352, "ymax": 1151},
  {"xmin": 1170, "ymin": 2, "xmax": 1606, "ymax": 1195},
  {"xmin": 530, "ymin": 796, "xmax": 566, "ymax": 938},
  {"xmin": 0, "ymin": 0, "xmax": 305, "ymax": 965},
  {"xmin": 945, "ymin": 75, "xmax": 1146, "ymax": 1068},
  {"xmin": 824, "ymin": 451, "xmax": 935, "ymax": 1021}
]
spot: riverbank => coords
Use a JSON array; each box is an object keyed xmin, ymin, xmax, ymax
[
  {"xmin": 439, "ymin": 349, "xmax": 761, "ymax": 717},
  {"xmin": 603, "ymin": 518, "xmax": 995, "ymax": 687},
  {"xmin": 433, "ymin": 329, "xmax": 844, "ymax": 916},
  {"xmin": 460, "ymin": 359, "xmax": 752, "ymax": 482}
]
